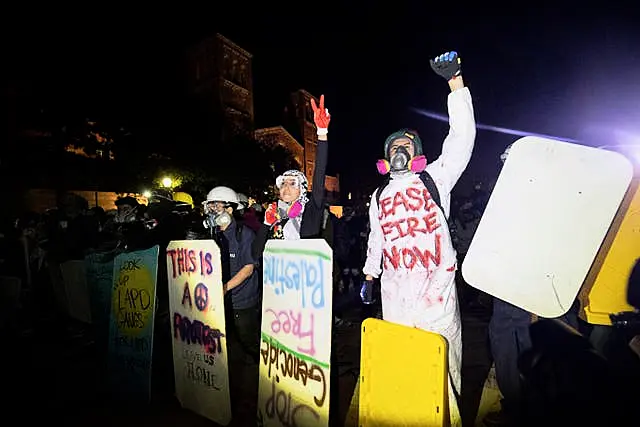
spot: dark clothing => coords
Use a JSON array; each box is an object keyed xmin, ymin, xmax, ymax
[
  {"xmin": 489, "ymin": 300, "xmax": 532, "ymax": 415},
  {"xmin": 628, "ymin": 258, "xmax": 640, "ymax": 309},
  {"xmin": 321, "ymin": 209, "xmax": 334, "ymax": 248},
  {"xmin": 471, "ymin": 188, "xmax": 489, "ymax": 208},
  {"xmin": 241, "ymin": 208, "xmax": 262, "ymax": 233},
  {"xmin": 232, "ymin": 303, "xmax": 261, "ymax": 362},
  {"xmin": 214, "ymin": 220, "xmax": 261, "ymax": 363},
  {"xmin": 489, "ymin": 298, "xmax": 579, "ymax": 417},
  {"xmin": 110, "ymin": 220, "xmax": 149, "ymax": 251},
  {"xmin": 55, "ymin": 214, "xmax": 100, "ymax": 261},
  {"xmin": 217, "ymin": 221, "xmax": 260, "ymax": 310},
  {"xmin": 254, "ymin": 138, "xmax": 328, "ymax": 257},
  {"xmin": 332, "ymin": 217, "xmax": 349, "ymax": 267},
  {"xmin": 343, "ymin": 215, "xmax": 367, "ymax": 266}
]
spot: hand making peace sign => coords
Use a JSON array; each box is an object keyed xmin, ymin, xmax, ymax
[{"xmin": 310, "ymin": 94, "xmax": 331, "ymax": 134}]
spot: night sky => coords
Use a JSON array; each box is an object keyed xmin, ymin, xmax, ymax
[{"xmin": 9, "ymin": 5, "xmax": 640, "ymax": 198}]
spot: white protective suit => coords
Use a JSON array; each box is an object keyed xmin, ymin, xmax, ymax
[{"xmin": 363, "ymin": 87, "xmax": 476, "ymax": 424}]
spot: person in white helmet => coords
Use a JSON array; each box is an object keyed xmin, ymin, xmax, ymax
[
  {"xmin": 203, "ymin": 186, "xmax": 261, "ymax": 363},
  {"xmin": 253, "ymin": 95, "xmax": 331, "ymax": 253}
]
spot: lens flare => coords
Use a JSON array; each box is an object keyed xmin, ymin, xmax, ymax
[
  {"xmin": 597, "ymin": 144, "xmax": 640, "ymax": 165},
  {"xmin": 410, "ymin": 107, "xmax": 580, "ymax": 143}
]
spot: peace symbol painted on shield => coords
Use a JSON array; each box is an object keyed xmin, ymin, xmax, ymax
[{"xmin": 194, "ymin": 283, "xmax": 209, "ymax": 312}]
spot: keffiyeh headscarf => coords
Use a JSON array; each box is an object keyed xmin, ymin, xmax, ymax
[{"xmin": 272, "ymin": 170, "xmax": 310, "ymax": 240}]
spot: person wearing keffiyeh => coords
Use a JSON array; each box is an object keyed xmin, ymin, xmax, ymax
[{"xmin": 252, "ymin": 95, "xmax": 331, "ymax": 257}]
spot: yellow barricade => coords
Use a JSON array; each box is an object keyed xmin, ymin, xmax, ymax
[
  {"xmin": 580, "ymin": 178, "xmax": 640, "ymax": 325},
  {"xmin": 358, "ymin": 318, "xmax": 448, "ymax": 426}
]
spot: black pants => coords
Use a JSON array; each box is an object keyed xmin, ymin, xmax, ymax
[
  {"xmin": 489, "ymin": 299, "xmax": 532, "ymax": 416},
  {"xmin": 489, "ymin": 298, "xmax": 579, "ymax": 416},
  {"xmin": 233, "ymin": 304, "xmax": 261, "ymax": 363}
]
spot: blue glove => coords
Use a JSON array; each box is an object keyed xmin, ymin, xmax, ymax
[
  {"xmin": 360, "ymin": 279, "xmax": 375, "ymax": 305},
  {"xmin": 430, "ymin": 51, "xmax": 461, "ymax": 81}
]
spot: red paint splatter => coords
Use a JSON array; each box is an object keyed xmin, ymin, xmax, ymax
[
  {"xmin": 446, "ymin": 264, "xmax": 456, "ymax": 272},
  {"xmin": 438, "ymin": 296, "xmax": 444, "ymax": 303}
]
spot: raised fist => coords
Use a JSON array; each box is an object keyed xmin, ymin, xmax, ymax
[{"xmin": 430, "ymin": 51, "xmax": 461, "ymax": 81}]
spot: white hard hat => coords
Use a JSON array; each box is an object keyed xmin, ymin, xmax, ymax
[
  {"xmin": 238, "ymin": 193, "xmax": 249, "ymax": 206},
  {"xmin": 204, "ymin": 186, "xmax": 239, "ymax": 205},
  {"xmin": 238, "ymin": 193, "xmax": 249, "ymax": 209}
]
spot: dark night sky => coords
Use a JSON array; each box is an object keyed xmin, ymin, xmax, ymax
[{"xmin": 8, "ymin": 5, "xmax": 640, "ymax": 197}]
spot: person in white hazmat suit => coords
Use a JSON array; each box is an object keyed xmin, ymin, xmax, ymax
[{"xmin": 362, "ymin": 51, "xmax": 476, "ymax": 425}]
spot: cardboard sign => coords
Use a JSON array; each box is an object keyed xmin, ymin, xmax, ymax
[
  {"xmin": 257, "ymin": 239, "xmax": 333, "ymax": 427},
  {"xmin": 166, "ymin": 240, "xmax": 231, "ymax": 426},
  {"xmin": 107, "ymin": 245, "xmax": 159, "ymax": 401},
  {"xmin": 462, "ymin": 137, "xmax": 633, "ymax": 317}
]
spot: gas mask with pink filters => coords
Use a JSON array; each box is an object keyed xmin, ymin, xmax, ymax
[{"xmin": 376, "ymin": 129, "xmax": 427, "ymax": 175}]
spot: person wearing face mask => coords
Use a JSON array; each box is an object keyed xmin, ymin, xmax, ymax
[
  {"xmin": 254, "ymin": 95, "xmax": 343, "ymax": 426},
  {"xmin": 114, "ymin": 196, "xmax": 140, "ymax": 224},
  {"xmin": 362, "ymin": 51, "xmax": 476, "ymax": 426},
  {"xmin": 253, "ymin": 95, "xmax": 331, "ymax": 255},
  {"xmin": 202, "ymin": 186, "xmax": 261, "ymax": 363},
  {"xmin": 105, "ymin": 196, "xmax": 148, "ymax": 250}
]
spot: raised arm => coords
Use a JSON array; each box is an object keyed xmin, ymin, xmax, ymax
[
  {"xmin": 427, "ymin": 52, "xmax": 477, "ymax": 194},
  {"xmin": 311, "ymin": 139, "xmax": 328, "ymax": 207},
  {"xmin": 310, "ymin": 95, "xmax": 331, "ymax": 207},
  {"xmin": 363, "ymin": 191, "xmax": 384, "ymax": 280}
]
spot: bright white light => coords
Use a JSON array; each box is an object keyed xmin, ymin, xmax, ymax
[
  {"xmin": 161, "ymin": 177, "xmax": 173, "ymax": 188},
  {"xmin": 597, "ymin": 144, "xmax": 640, "ymax": 165},
  {"xmin": 614, "ymin": 129, "xmax": 640, "ymax": 146},
  {"xmin": 142, "ymin": 190, "xmax": 151, "ymax": 198},
  {"xmin": 263, "ymin": 191, "xmax": 268, "ymax": 195}
]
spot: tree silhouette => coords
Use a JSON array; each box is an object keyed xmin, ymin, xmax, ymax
[{"xmin": 217, "ymin": 133, "xmax": 298, "ymax": 199}]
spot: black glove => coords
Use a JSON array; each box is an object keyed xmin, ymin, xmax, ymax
[
  {"xmin": 430, "ymin": 51, "xmax": 461, "ymax": 81},
  {"xmin": 360, "ymin": 279, "xmax": 375, "ymax": 304}
]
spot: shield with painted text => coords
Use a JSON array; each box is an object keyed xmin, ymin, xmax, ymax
[
  {"xmin": 257, "ymin": 239, "xmax": 334, "ymax": 427},
  {"xmin": 107, "ymin": 245, "xmax": 159, "ymax": 401},
  {"xmin": 166, "ymin": 240, "xmax": 231, "ymax": 425}
]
